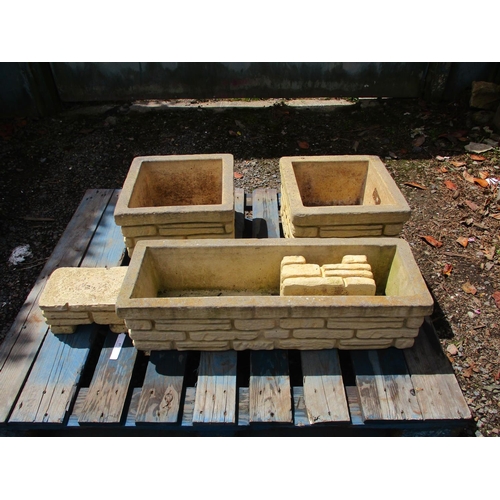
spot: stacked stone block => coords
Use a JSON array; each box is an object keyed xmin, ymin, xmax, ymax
[
  {"xmin": 280, "ymin": 254, "xmax": 376, "ymax": 296},
  {"xmin": 39, "ymin": 267, "xmax": 127, "ymax": 334}
]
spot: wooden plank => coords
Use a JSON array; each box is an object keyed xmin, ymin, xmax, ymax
[
  {"xmin": 350, "ymin": 349, "xmax": 422, "ymax": 421},
  {"xmin": 345, "ymin": 386, "xmax": 364, "ymax": 426},
  {"xmin": 135, "ymin": 351, "xmax": 187, "ymax": 424},
  {"xmin": 292, "ymin": 387, "xmax": 310, "ymax": 427},
  {"xmin": 238, "ymin": 387, "xmax": 250, "ymax": 426},
  {"xmin": 181, "ymin": 387, "xmax": 196, "ymax": 426},
  {"xmin": 252, "ymin": 188, "xmax": 280, "ymax": 238},
  {"xmin": 249, "ymin": 350, "xmax": 292, "ymax": 423},
  {"xmin": 234, "ymin": 188, "xmax": 245, "ymax": 239},
  {"xmin": 0, "ymin": 189, "xmax": 115, "ymax": 423},
  {"xmin": 8, "ymin": 325, "xmax": 97, "ymax": 424},
  {"xmin": 404, "ymin": 318, "xmax": 472, "ymax": 420},
  {"xmin": 193, "ymin": 351, "xmax": 237, "ymax": 424},
  {"xmin": 8, "ymin": 190, "xmax": 126, "ymax": 425},
  {"xmin": 301, "ymin": 350, "xmax": 350, "ymax": 423},
  {"xmin": 77, "ymin": 332, "xmax": 137, "ymax": 424},
  {"xmin": 79, "ymin": 189, "xmax": 126, "ymax": 268}
]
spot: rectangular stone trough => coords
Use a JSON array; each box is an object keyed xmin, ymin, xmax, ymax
[
  {"xmin": 280, "ymin": 155, "xmax": 411, "ymax": 238},
  {"xmin": 114, "ymin": 154, "xmax": 235, "ymax": 256},
  {"xmin": 115, "ymin": 238, "xmax": 433, "ymax": 352}
]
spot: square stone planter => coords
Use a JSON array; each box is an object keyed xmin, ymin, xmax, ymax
[
  {"xmin": 114, "ymin": 154, "xmax": 235, "ymax": 256},
  {"xmin": 280, "ymin": 155, "xmax": 411, "ymax": 238},
  {"xmin": 116, "ymin": 238, "xmax": 433, "ymax": 351}
]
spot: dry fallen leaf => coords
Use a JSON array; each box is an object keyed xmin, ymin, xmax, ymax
[
  {"xmin": 483, "ymin": 246, "xmax": 495, "ymax": 260},
  {"xmin": 404, "ymin": 182, "xmax": 427, "ymax": 190},
  {"xmin": 439, "ymin": 166, "xmax": 449, "ymax": 173},
  {"xmin": 463, "ymin": 171, "xmax": 476, "ymax": 183},
  {"xmin": 490, "ymin": 213, "xmax": 500, "ymax": 220},
  {"xmin": 420, "ymin": 235, "xmax": 443, "ymax": 248},
  {"xmin": 442, "ymin": 263, "xmax": 453, "ymax": 276},
  {"xmin": 298, "ymin": 140, "xmax": 309, "ymax": 149},
  {"xmin": 474, "ymin": 178, "xmax": 489, "ymax": 188},
  {"xmin": 444, "ymin": 180, "xmax": 458, "ymax": 191},
  {"xmin": 462, "ymin": 281, "xmax": 477, "ymax": 295},
  {"xmin": 233, "ymin": 172, "xmax": 243, "ymax": 179},
  {"xmin": 451, "ymin": 161, "xmax": 466, "ymax": 168},
  {"xmin": 457, "ymin": 236, "xmax": 469, "ymax": 248},
  {"xmin": 465, "ymin": 199, "xmax": 479, "ymax": 211},
  {"xmin": 470, "ymin": 154, "xmax": 486, "ymax": 161},
  {"xmin": 478, "ymin": 171, "xmax": 490, "ymax": 179},
  {"xmin": 493, "ymin": 291, "xmax": 500, "ymax": 309},
  {"xmin": 462, "ymin": 367, "xmax": 473, "ymax": 378}
]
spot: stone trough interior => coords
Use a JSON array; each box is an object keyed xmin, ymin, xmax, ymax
[
  {"xmin": 128, "ymin": 241, "xmax": 397, "ymax": 299},
  {"xmin": 287, "ymin": 156, "xmax": 398, "ymax": 207},
  {"xmin": 128, "ymin": 158, "xmax": 223, "ymax": 208},
  {"xmin": 293, "ymin": 159, "xmax": 373, "ymax": 207}
]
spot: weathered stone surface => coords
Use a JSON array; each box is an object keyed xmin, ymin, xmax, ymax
[
  {"xmin": 281, "ymin": 276, "xmax": 346, "ymax": 296},
  {"xmin": 39, "ymin": 267, "xmax": 127, "ymax": 333},
  {"xmin": 280, "ymin": 318, "xmax": 325, "ymax": 329},
  {"xmin": 39, "ymin": 267, "xmax": 127, "ymax": 311},
  {"xmin": 281, "ymin": 263, "xmax": 322, "ymax": 281},
  {"xmin": 344, "ymin": 277, "xmax": 377, "ymax": 295},
  {"xmin": 280, "ymin": 255, "xmax": 307, "ymax": 270},
  {"xmin": 470, "ymin": 81, "xmax": 500, "ymax": 110},
  {"xmin": 293, "ymin": 329, "xmax": 354, "ymax": 339},
  {"xmin": 50, "ymin": 326, "xmax": 77, "ymax": 334}
]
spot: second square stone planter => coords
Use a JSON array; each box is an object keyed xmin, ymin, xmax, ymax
[{"xmin": 280, "ymin": 155, "xmax": 411, "ymax": 238}]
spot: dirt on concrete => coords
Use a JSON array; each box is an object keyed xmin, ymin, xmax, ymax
[{"xmin": 1, "ymin": 96, "xmax": 499, "ymax": 436}]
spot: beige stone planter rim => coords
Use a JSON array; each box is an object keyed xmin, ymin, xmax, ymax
[
  {"xmin": 116, "ymin": 237, "xmax": 433, "ymax": 316},
  {"xmin": 114, "ymin": 153, "xmax": 234, "ymax": 225}
]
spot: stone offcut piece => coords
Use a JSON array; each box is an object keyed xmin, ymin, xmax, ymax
[
  {"xmin": 114, "ymin": 154, "xmax": 235, "ymax": 256},
  {"xmin": 280, "ymin": 254, "xmax": 376, "ymax": 296},
  {"xmin": 280, "ymin": 155, "xmax": 411, "ymax": 238},
  {"xmin": 39, "ymin": 267, "xmax": 127, "ymax": 334}
]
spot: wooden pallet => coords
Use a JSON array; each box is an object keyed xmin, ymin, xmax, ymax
[{"xmin": 0, "ymin": 188, "xmax": 473, "ymax": 435}]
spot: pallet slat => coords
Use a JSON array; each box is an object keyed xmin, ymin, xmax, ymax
[
  {"xmin": 78, "ymin": 332, "xmax": 137, "ymax": 424},
  {"xmin": 404, "ymin": 319, "xmax": 471, "ymax": 420},
  {"xmin": 249, "ymin": 351, "xmax": 292, "ymax": 423},
  {"xmin": 351, "ymin": 349, "xmax": 422, "ymax": 421},
  {"xmin": 234, "ymin": 188, "xmax": 246, "ymax": 239},
  {"xmin": 252, "ymin": 188, "xmax": 280, "ymax": 238},
  {"xmin": 79, "ymin": 189, "xmax": 125, "ymax": 268},
  {"xmin": 301, "ymin": 350, "xmax": 351, "ymax": 423},
  {"xmin": 8, "ymin": 190, "xmax": 126, "ymax": 425},
  {"xmin": 8, "ymin": 326, "xmax": 97, "ymax": 424},
  {"xmin": 0, "ymin": 189, "xmax": 116, "ymax": 423},
  {"xmin": 135, "ymin": 351, "xmax": 187, "ymax": 424},
  {"xmin": 193, "ymin": 351, "xmax": 237, "ymax": 424}
]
